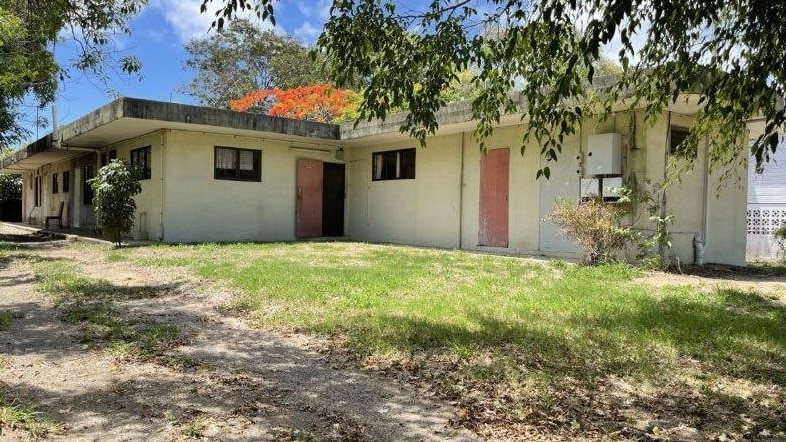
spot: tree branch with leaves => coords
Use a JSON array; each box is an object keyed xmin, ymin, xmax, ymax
[
  {"xmin": 201, "ymin": 0, "xmax": 785, "ymax": 179},
  {"xmin": 0, "ymin": 0, "xmax": 144, "ymax": 146}
]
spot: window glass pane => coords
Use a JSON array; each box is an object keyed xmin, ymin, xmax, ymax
[
  {"xmin": 216, "ymin": 148, "xmax": 236, "ymax": 169},
  {"xmin": 83, "ymin": 165, "xmax": 94, "ymax": 205},
  {"xmin": 214, "ymin": 147, "xmax": 260, "ymax": 181},
  {"xmin": 372, "ymin": 149, "xmax": 416, "ymax": 181},
  {"xmin": 373, "ymin": 154, "xmax": 383, "ymax": 180},
  {"xmin": 400, "ymin": 149, "xmax": 416, "ymax": 179},
  {"xmin": 382, "ymin": 151, "xmax": 397, "ymax": 179},
  {"xmin": 130, "ymin": 146, "xmax": 152, "ymax": 180},
  {"xmin": 239, "ymin": 150, "xmax": 254, "ymax": 171},
  {"xmin": 669, "ymin": 126, "xmax": 691, "ymax": 156}
]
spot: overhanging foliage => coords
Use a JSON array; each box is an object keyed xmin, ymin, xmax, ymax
[{"xmin": 202, "ymin": 0, "xmax": 785, "ymax": 179}]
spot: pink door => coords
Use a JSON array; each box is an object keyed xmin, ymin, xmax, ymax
[
  {"xmin": 296, "ymin": 159, "xmax": 323, "ymax": 238},
  {"xmin": 479, "ymin": 148, "xmax": 509, "ymax": 247}
]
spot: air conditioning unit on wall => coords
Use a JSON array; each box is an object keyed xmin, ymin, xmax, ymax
[{"xmin": 586, "ymin": 133, "xmax": 622, "ymax": 176}]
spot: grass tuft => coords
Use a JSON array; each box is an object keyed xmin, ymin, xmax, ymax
[
  {"xmin": 0, "ymin": 393, "xmax": 51, "ymax": 437},
  {"xmin": 139, "ymin": 324, "xmax": 180, "ymax": 357},
  {"xmin": 0, "ymin": 310, "xmax": 23, "ymax": 331},
  {"xmin": 180, "ymin": 414, "xmax": 208, "ymax": 439},
  {"xmin": 33, "ymin": 261, "xmax": 180, "ymax": 362}
]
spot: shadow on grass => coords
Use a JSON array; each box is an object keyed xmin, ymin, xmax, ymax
[
  {"xmin": 0, "ymin": 250, "xmax": 66, "ymax": 273},
  {"xmin": 667, "ymin": 262, "xmax": 786, "ymax": 281},
  {"xmin": 360, "ymin": 287, "xmax": 786, "ymax": 385},
  {"xmin": 352, "ymin": 287, "xmax": 786, "ymax": 437},
  {"xmin": 0, "ymin": 232, "xmax": 59, "ymax": 243}
]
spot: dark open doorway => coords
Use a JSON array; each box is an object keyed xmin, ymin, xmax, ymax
[{"xmin": 322, "ymin": 162, "xmax": 345, "ymax": 237}]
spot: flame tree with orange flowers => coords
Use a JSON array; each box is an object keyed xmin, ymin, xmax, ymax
[{"xmin": 230, "ymin": 84, "xmax": 360, "ymax": 123}]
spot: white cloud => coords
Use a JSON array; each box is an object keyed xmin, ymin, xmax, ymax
[
  {"xmin": 151, "ymin": 0, "xmax": 213, "ymax": 42},
  {"xmin": 145, "ymin": 28, "xmax": 167, "ymax": 43},
  {"xmin": 296, "ymin": 0, "xmax": 331, "ymax": 20},
  {"xmin": 293, "ymin": 20, "xmax": 321, "ymax": 43},
  {"xmin": 290, "ymin": 0, "xmax": 331, "ymax": 43},
  {"xmin": 151, "ymin": 0, "xmax": 279, "ymax": 43}
]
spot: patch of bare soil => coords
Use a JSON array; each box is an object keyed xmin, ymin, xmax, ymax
[
  {"xmin": 641, "ymin": 263, "xmax": 786, "ymax": 302},
  {"xmin": 0, "ymin": 225, "xmax": 476, "ymax": 441},
  {"xmin": 312, "ymin": 341, "xmax": 785, "ymax": 442}
]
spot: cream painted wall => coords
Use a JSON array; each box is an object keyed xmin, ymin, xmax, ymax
[
  {"xmin": 44, "ymin": 160, "xmax": 74, "ymax": 226},
  {"xmin": 460, "ymin": 125, "xmax": 542, "ymax": 254},
  {"xmin": 665, "ymin": 113, "xmax": 706, "ymax": 264},
  {"xmin": 705, "ymin": 148, "xmax": 748, "ymax": 266},
  {"xmin": 105, "ymin": 131, "xmax": 164, "ymax": 240},
  {"xmin": 22, "ymin": 171, "xmax": 35, "ymax": 222},
  {"xmin": 346, "ymin": 134, "xmax": 462, "ymax": 248},
  {"xmin": 161, "ymin": 130, "xmax": 342, "ymax": 243},
  {"xmin": 73, "ymin": 153, "xmax": 101, "ymax": 228},
  {"xmin": 23, "ymin": 158, "xmax": 81, "ymax": 226},
  {"xmin": 344, "ymin": 110, "xmax": 747, "ymax": 265}
]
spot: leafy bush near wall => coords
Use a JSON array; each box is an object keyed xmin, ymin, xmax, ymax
[
  {"xmin": 0, "ymin": 174, "xmax": 21, "ymax": 202},
  {"xmin": 614, "ymin": 177, "xmax": 675, "ymax": 269},
  {"xmin": 89, "ymin": 160, "xmax": 141, "ymax": 246},
  {"xmin": 548, "ymin": 198, "xmax": 636, "ymax": 264},
  {"xmin": 775, "ymin": 223, "xmax": 786, "ymax": 261},
  {"xmin": 775, "ymin": 224, "xmax": 786, "ymax": 240}
]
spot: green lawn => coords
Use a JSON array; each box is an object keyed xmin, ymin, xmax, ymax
[{"xmin": 105, "ymin": 241, "xmax": 786, "ymax": 439}]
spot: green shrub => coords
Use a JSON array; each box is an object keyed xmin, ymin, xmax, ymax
[
  {"xmin": 89, "ymin": 160, "xmax": 141, "ymax": 246},
  {"xmin": 548, "ymin": 198, "xmax": 636, "ymax": 264},
  {"xmin": 775, "ymin": 223, "xmax": 786, "ymax": 261},
  {"xmin": 0, "ymin": 174, "xmax": 21, "ymax": 202},
  {"xmin": 775, "ymin": 223, "xmax": 786, "ymax": 241}
]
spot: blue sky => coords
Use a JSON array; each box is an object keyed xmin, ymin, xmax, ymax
[
  {"xmin": 19, "ymin": 0, "xmax": 633, "ymax": 144},
  {"xmin": 20, "ymin": 0, "xmax": 332, "ymax": 143}
]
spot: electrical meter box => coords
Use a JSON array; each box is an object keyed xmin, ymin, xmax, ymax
[
  {"xmin": 586, "ymin": 133, "xmax": 622, "ymax": 175},
  {"xmin": 580, "ymin": 178, "xmax": 600, "ymax": 199},
  {"xmin": 603, "ymin": 176, "xmax": 624, "ymax": 200}
]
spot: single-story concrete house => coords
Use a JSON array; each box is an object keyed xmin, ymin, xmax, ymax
[{"xmin": 0, "ymin": 97, "xmax": 748, "ymax": 265}]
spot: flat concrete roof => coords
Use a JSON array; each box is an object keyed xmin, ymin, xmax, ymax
[
  {"xmin": 1, "ymin": 93, "xmax": 708, "ymax": 173},
  {"xmin": 2, "ymin": 97, "xmax": 341, "ymax": 172}
]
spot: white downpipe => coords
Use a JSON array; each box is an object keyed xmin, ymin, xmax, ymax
[
  {"xmin": 158, "ymin": 130, "xmax": 166, "ymax": 241},
  {"xmin": 660, "ymin": 113, "xmax": 671, "ymax": 264},
  {"xmin": 697, "ymin": 134, "xmax": 711, "ymax": 266},
  {"xmin": 457, "ymin": 131, "xmax": 466, "ymax": 250}
]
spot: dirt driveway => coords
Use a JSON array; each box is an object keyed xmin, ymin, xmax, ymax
[{"xmin": 0, "ymin": 224, "xmax": 476, "ymax": 441}]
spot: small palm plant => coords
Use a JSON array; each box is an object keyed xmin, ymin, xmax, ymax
[{"xmin": 89, "ymin": 160, "xmax": 141, "ymax": 246}]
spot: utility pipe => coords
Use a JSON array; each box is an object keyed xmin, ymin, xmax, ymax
[{"xmin": 457, "ymin": 131, "xmax": 466, "ymax": 250}]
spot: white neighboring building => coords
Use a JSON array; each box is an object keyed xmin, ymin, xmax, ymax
[{"xmin": 747, "ymin": 134, "xmax": 786, "ymax": 260}]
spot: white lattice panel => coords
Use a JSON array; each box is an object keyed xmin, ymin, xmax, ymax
[
  {"xmin": 747, "ymin": 204, "xmax": 786, "ymax": 260},
  {"xmin": 747, "ymin": 207, "xmax": 786, "ymax": 235}
]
